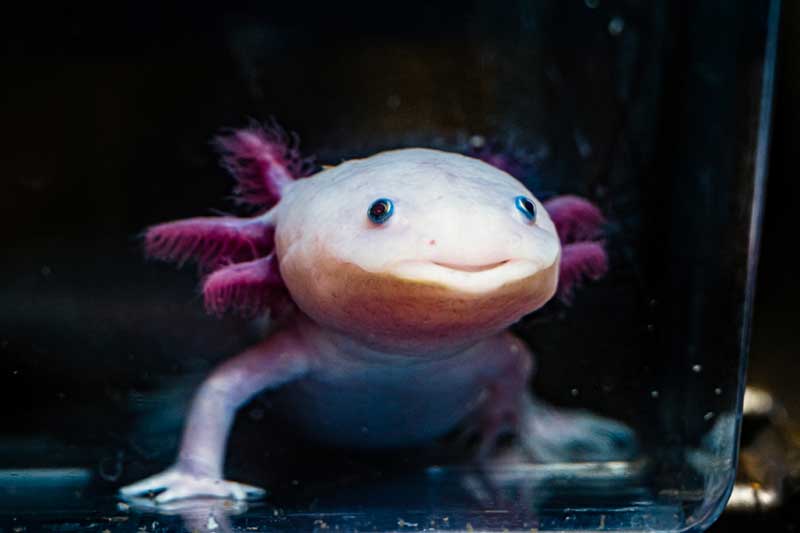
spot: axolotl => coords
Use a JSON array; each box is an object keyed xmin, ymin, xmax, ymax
[{"xmin": 120, "ymin": 123, "xmax": 635, "ymax": 503}]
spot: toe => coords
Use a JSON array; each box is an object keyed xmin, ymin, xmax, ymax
[
  {"xmin": 241, "ymin": 483, "xmax": 267, "ymax": 499},
  {"xmin": 119, "ymin": 470, "xmax": 177, "ymax": 497}
]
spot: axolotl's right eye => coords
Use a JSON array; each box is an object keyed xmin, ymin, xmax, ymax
[{"xmin": 368, "ymin": 198, "xmax": 394, "ymax": 224}]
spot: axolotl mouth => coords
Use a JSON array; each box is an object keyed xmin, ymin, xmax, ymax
[
  {"xmin": 434, "ymin": 260, "xmax": 509, "ymax": 272},
  {"xmin": 279, "ymin": 251, "xmax": 559, "ymax": 353},
  {"xmin": 386, "ymin": 258, "xmax": 551, "ymax": 295}
]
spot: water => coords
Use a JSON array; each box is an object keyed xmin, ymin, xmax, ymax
[{"xmin": 0, "ymin": 1, "xmax": 779, "ymax": 531}]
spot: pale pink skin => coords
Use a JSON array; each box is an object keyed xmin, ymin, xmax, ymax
[{"xmin": 121, "ymin": 128, "xmax": 633, "ymax": 504}]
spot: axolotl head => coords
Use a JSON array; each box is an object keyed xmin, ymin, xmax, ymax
[{"xmin": 275, "ymin": 148, "xmax": 560, "ymax": 353}]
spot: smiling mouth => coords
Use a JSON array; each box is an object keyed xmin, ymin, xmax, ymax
[
  {"xmin": 386, "ymin": 258, "xmax": 545, "ymax": 294},
  {"xmin": 432, "ymin": 260, "xmax": 510, "ymax": 273}
]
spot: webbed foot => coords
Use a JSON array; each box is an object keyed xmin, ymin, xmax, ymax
[
  {"xmin": 521, "ymin": 402, "xmax": 638, "ymax": 463},
  {"xmin": 119, "ymin": 466, "xmax": 266, "ymax": 503}
]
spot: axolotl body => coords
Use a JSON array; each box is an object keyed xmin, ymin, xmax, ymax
[{"xmin": 121, "ymin": 124, "xmax": 635, "ymax": 503}]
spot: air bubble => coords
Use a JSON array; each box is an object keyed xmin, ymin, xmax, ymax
[
  {"xmin": 469, "ymin": 135, "xmax": 486, "ymax": 148},
  {"xmin": 574, "ymin": 130, "xmax": 593, "ymax": 158},
  {"xmin": 692, "ymin": 364, "xmax": 702, "ymax": 373},
  {"xmin": 650, "ymin": 390, "xmax": 659, "ymax": 399},
  {"xmin": 386, "ymin": 94, "xmax": 401, "ymax": 110},
  {"xmin": 608, "ymin": 16, "xmax": 625, "ymax": 35}
]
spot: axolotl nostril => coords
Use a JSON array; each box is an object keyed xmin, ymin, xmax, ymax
[{"xmin": 120, "ymin": 122, "xmax": 636, "ymax": 503}]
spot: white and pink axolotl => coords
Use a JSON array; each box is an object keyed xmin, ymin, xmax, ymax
[{"xmin": 120, "ymin": 123, "xmax": 636, "ymax": 503}]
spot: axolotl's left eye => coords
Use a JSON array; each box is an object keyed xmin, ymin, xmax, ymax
[
  {"xmin": 514, "ymin": 195, "xmax": 537, "ymax": 222},
  {"xmin": 368, "ymin": 198, "xmax": 394, "ymax": 224}
]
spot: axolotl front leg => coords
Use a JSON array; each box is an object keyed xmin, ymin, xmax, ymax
[{"xmin": 120, "ymin": 328, "xmax": 310, "ymax": 503}]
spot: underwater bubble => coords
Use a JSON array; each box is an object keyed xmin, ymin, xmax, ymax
[
  {"xmin": 386, "ymin": 94, "xmax": 401, "ymax": 110},
  {"xmin": 469, "ymin": 135, "xmax": 486, "ymax": 148},
  {"xmin": 608, "ymin": 16, "xmax": 625, "ymax": 35},
  {"xmin": 570, "ymin": 388, "xmax": 580, "ymax": 397},
  {"xmin": 585, "ymin": 0, "xmax": 599, "ymax": 8},
  {"xmin": 427, "ymin": 466, "xmax": 444, "ymax": 476},
  {"xmin": 692, "ymin": 364, "xmax": 702, "ymax": 373},
  {"xmin": 714, "ymin": 387, "xmax": 722, "ymax": 395},
  {"xmin": 650, "ymin": 390, "xmax": 659, "ymax": 399},
  {"xmin": 574, "ymin": 130, "xmax": 593, "ymax": 158},
  {"xmin": 704, "ymin": 412, "xmax": 715, "ymax": 421}
]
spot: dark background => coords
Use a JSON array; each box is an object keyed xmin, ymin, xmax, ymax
[
  {"xmin": 708, "ymin": 1, "xmax": 800, "ymax": 530},
  {"xmin": 0, "ymin": 1, "xmax": 797, "ymax": 531}
]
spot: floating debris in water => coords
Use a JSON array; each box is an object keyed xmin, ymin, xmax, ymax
[
  {"xmin": 386, "ymin": 94, "xmax": 401, "ymax": 110},
  {"xmin": 469, "ymin": 135, "xmax": 485, "ymax": 149},
  {"xmin": 608, "ymin": 16, "xmax": 625, "ymax": 35},
  {"xmin": 574, "ymin": 130, "xmax": 593, "ymax": 158}
]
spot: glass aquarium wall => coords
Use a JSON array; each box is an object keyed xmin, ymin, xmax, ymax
[{"xmin": 0, "ymin": 0, "xmax": 778, "ymax": 531}]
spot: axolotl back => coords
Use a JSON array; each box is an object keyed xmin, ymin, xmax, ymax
[{"xmin": 120, "ymin": 123, "xmax": 635, "ymax": 503}]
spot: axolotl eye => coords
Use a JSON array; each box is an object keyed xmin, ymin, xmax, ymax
[
  {"xmin": 368, "ymin": 198, "xmax": 394, "ymax": 224},
  {"xmin": 515, "ymin": 195, "xmax": 537, "ymax": 222}
]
